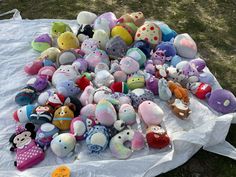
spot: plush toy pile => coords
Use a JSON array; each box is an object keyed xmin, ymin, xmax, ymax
[{"xmin": 10, "ymin": 11, "xmax": 236, "ymax": 171}]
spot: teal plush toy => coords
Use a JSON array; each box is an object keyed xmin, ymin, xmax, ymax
[
  {"xmin": 51, "ymin": 22, "xmax": 73, "ymax": 38},
  {"xmin": 31, "ymin": 34, "xmax": 52, "ymax": 52},
  {"xmin": 126, "ymin": 48, "xmax": 146, "ymax": 67}
]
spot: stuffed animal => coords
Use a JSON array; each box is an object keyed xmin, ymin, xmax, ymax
[
  {"xmin": 189, "ymin": 58, "xmax": 206, "ymax": 72},
  {"xmin": 35, "ymin": 123, "xmax": 59, "ymax": 150},
  {"xmin": 86, "ymin": 125, "xmax": 110, "ymax": 153},
  {"xmin": 46, "ymin": 93, "xmax": 69, "ymax": 109},
  {"xmin": 111, "ymin": 25, "xmax": 133, "ymax": 45},
  {"xmin": 94, "ymin": 70, "xmax": 114, "ymax": 88},
  {"xmin": 168, "ymin": 80, "xmax": 189, "ymax": 103},
  {"xmin": 30, "ymin": 105, "xmax": 54, "ymax": 125},
  {"xmin": 132, "ymin": 40, "xmax": 151, "ymax": 58},
  {"xmin": 75, "ymin": 75, "xmax": 91, "ymax": 90},
  {"xmin": 109, "ymin": 129, "xmax": 145, "ymax": 159},
  {"xmin": 129, "ymin": 12, "xmax": 145, "ymax": 26},
  {"xmin": 53, "ymin": 105, "xmax": 75, "ymax": 131},
  {"xmin": 95, "ymin": 99, "xmax": 117, "ymax": 126},
  {"xmin": 52, "ymin": 65, "xmax": 79, "ymax": 86},
  {"xmin": 79, "ymin": 85, "xmax": 95, "ymax": 106},
  {"xmin": 109, "ymin": 60, "xmax": 121, "ymax": 73},
  {"xmin": 57, "ymin": 32, "xmax": 79, "ymax": 50},
  {"xmin": 94, "ymin": 63, "xmax": 109, "ymax": 74},
  {"xmin": 15, "ymin": 86, "xmax": 37, "ymax": 106},
  {"xmin": 118, "ymin": 104, "xmax": 136, "ymax": 125},
  {"xmin": 77, "ymin": 11, "xmax": 97, "ymax": 25},
  {"xmin": 174, "ymin": 33, "xmax": 197, "ymax": 59},
  {"xmin": 40, "ymin": 47, "xmax": 61, "ymax": 62},
  {"xmin": 51, "ymin": 22, "xmax": 72, "ymax": 38},
  {"xmin": 170, "ymin": 99, "xmax": 192, "ymax": 119},
  {"xmin": 13, "ymin": 105, "xmax": 36, "ymax": 123},
  {"xmin": 67, "ymin": 96, "xmax": 83, "ymax": 117},
  {"xmin": 95, "ymin": 12, "xmax": 117, "ymax": 29},
  {"xmin": 93, "ymin": 29, "xmax": 109, "ymax": 50},
  {"xmin": 94, "ymin": 18, "xmax": 110, "ymax": 36},
  {"xmin": 146, "ymin": 125, "xmax": 170, "ymax": 149},
  {"xmin": 155, "ymin": 41, "xmax": 176, "ymax": 59},
  {"xmin": 187, "ymin": 82, "xmax": 212, "ymax": 99},
  {"xmin": 70, "ymin": 117, "xmax": 87, "ymax": 140},
  {"xmin": 146, "ymin": 75, "xmax": 159, "ymax": 95},
  {"xmin": 105, "ymin": 36, "xmax": 128, "ymax": 60},
  {"xmin": 80, "ymin": 104, "xmax": 97, "ymax": 121},
  {"xmin": 135, "ymin": 22, "xmax": 162, "ymax": 48},
  {"xmin": 126, "ymin": 47, "xmax": 146, "ymax": 67},
  {"xmin": 150, "ymin": 49, "xmax": 167, "ymax": 65},
  {"xmin": 155, "ymin": 65, "xmax": 168, "ymax": 79},
  {"xmin": 199, "ymin": 72, "xmax": 215, "ymax": 85},
  {"xmin": 157, "ymin": 23, "xmax": 177, "ymax": 42},
  {"xmin": 24, "ymin": 60, "xmax": 43, "ymax": 75},
  {"xmin": 158, "ymin": 78, "xmax": 172, "ymax": 101},
  {"xmin": 138, "ymin": 101, "xmax": 164, "ymax": 126},
  {"xmin": 38, "ymin": 66, "xmax": 56, "ymax": 81},
  {"xmin": 127, "ymin": 74, "xmax": 145, "ymax": 90},
  {"xmin": 9, "ymin": 123, "xmax": 44, "ymax": 171},
  {"xmin": 120, "ymin": 56, "xmax": 140, "ymax": 74},
  {"xmin": 117, "ymin": 14, "xmax": 134, "ymax": 24},
  {"xmin": 26, "ymin": 75, "xmax": 48, "ymax": 92},
  {"xmin": 72, "ymin": 58, "xmax": 88, "ymax": 73},
  {"xmin": 56, "ymin": 50, "xmax": 78, "ymax": 66},
  {"xmin": 110, "ymin": 82, "xmax": 129, "ymax": 94},
  {"xmin": 206, "ymin": 89, "xmax": 236, "ymax": 114},
  {"xmin": 51, "ymin": 165, "xmax": 71, "ymax": 177},
  {"xmin": 170, "ymin": 55, "xmax": 182, "ymax": 67},
  {"xmin": 76, "ymin": 24, "xmax": 94, "ymax": 42},
  {"xmin": 56, "ymin": 80, "xmax": 80, "ymax": 97},
  {"xmin": 113, "ymin": 71, "xmax": 127, "ymax": 82},
  {"xmin": 81, "ymin": 38, "xmax": 99, "ymax": 56},
  {"xmin": 38, "ymin": 88, "xmax": 57, "ymax": 105},
  {"xmin": 50, "ymin": 133, "xmax": 76, "ymax": 157},
  {"xmin": 84, "ymin": 49, "xmax": 110, "ymax": 71},
  {"xmin": 145, "ymin": 60, "xmax": 156, "ymax": 75},
  {"xmin": 111, "ymin": 92, "xmax": 132, "ymax": 105},
  {"xmin": 31, "ymin": 34, "xmax": 52, "ymax": 52},
  {"xmin": 129, "ymin": 88, "xmax": 154, "ymax": 108},
  {"xmin": 182, "ymin": 62, "xmax": 200, "ymax": 83}
]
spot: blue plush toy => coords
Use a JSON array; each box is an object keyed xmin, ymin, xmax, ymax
[
  {"xmin": 158, "ymin": 23, "xmax": 177, "ymax": 42},
  {"xmin": 15, "ymin": 86, "xmax": 37, "ymax": 106},
  {"xmin": 86, "ymin": 125, "xmax": 110, "ymax": 153},
  {"xmin": 170, "ymin": 55, "xmax": 182, "ymax": 67},
  {"xmin": 155, "ymin": 41, "xmax": 176, "ymax": 60},
  {"xmin": 132, "ymin": 40, "xmax": 151, "ymax": 58},
  {"xmin": 56, "ymin": 80, "xmax": 80, "ymax": 97}
]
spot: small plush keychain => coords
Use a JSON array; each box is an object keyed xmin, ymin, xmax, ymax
[{"xmin": 51, "ymin": 165, "xmax": 71, "ymax": 177}]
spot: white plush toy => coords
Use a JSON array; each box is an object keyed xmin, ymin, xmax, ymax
[
  {"xmin": 94, "ymin": 70, "xmax": 114, "ymax": 88},
  {"xmin": 93, "ymin": 29, "xmax": 109, "ymax": 50},
  {"xmin": 94, "ymin": 18, "xmax": 110, "ymax": 36},
  {"xmin": 77, "ymin": 11, "xmax": 97, "ymax": 25}
]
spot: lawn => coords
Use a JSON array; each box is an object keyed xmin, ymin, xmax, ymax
[{"xmin": 0, "ymin": 0, "xmax": 235, "ymax": 176}]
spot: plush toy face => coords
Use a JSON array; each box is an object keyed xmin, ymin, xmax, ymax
[
  {"xmin": 27, "ymin": 76, "xmax": 48, "ymax": 92},
  {"xmin": 182, "ymin": 63, "xmax": 199, "ymax": 80},
  {"xmin": 129, "ymin": 88, "xmax": 154, "ymax": 108},
  {"xmin": 50, "ymin": 133, "xmax": 76, "ymax": 157},
  {"xmin": 155, "ymin": 42, "xmax": 176, "ymax": 58},
  {"xmin": 51, "ymin": 22, "xmax": 72, "ymax": 38},
  {"xmin": 15, "ymin": 86, "xmax": 37, "ymax": 106},
  {"xmin": 81, "ymin": 38, "xmax": 99, "ymax": 55},
  {"xmin": 93, "ymin": 29, "xmax": 109, "ymax": 50},
  {"xmin": 105, "ymin": 36, "xmax": 128, "ymax": 60},
  {"xmin": 174, "ymin": 33, "xmax": 197, "ymax": 59},
  {"xmin": 127, "ymin": 75, "xmax": 145, "ymax": 90},
  {"xmin": 171, "ymin": 99, "xmax": 191, "ymax": 119},
  {"xmin": 13, "ymin": 131, "xmax": 32, "ymax": 148},
  {"xmin": 70, "ymin": 117, "xmax": 87, "ymax": 140},
  {"xmin": 129, "ymin": 12, "xmax": 145, "ymax": 27},
  {"xmin": 158, "ymin": 78, "xmax": 172, "ymax": 101},
  {"xmin": 30, "ymin": 105, "xmax": 53, "ymax": 124},
  {"xmin": 86, "ymin": 125, "xmax": 110, "ymax": 153},
  {"xmin": 13, "ymin": 105, "xmax": 35, "ymax": 123},
  {"xmin": 84, "ymin": 49, "xmax": 110, "ymax": 71},
  {"xmin": 94, "ymin": 70, "xmax": 114, "ymax": 88},
  {"xmin": 31, "ymin": 34, "xmax": 52, "ymax": 52},
  {"xmin": 151, "ymin": 49, "xmax": 167, "ymax": 65},
  {"xmin": 57, "ymin": 50, "xmax": 78, "ymax": 66},
  {"xmin": 120, "ymin": 56, "xmax": 140, "ymax": 74},
  {"xmin": 56, "ymin": 80, "xmax": 80, "ymax": 97},
  {"xmin": 53, "ymin": 106, "xmax": 75, "ymax": 130},
  {"xmin": 57, "ymin": 32, "xmax": 79, "ymax": 50},
  {"xmin": 118, "ymin": 104, "xmax": 136, "ymax": 125},
  {"xmin": 52, "ymin": 65, "xmax": 78, "ymax": 86},
  {"xmin": 146, "ymin": 125, "xmax": 170, "ymax": 149},
  {"xmin": 95, "ymin": 99, "xmax": 117, "ymax": 126},
  {"xmin": 77, "ymin": 24, "xmax": 94, "ymax": 42},
  {"xmin": 138, "ymin": 100, "xmax": 164, "ymax": 126},
  {"xmin": 207, "ymin": 89, "xmax": 236, "ymax": 114}
]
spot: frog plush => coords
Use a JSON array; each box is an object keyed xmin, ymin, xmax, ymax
[
  {"xmin": 51, "ymin": 22, "xmax": 73, "ymax": 38},
  {"xmin": 127, "ymin": 74, "xmax": 145, "ymax": 90}
]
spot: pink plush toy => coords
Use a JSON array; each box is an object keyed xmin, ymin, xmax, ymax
[
  {"xmin": 79, "ymin": 85, "xmax": 95, "ymax": 106},
  {"xmin": 120, "ymin": 56, "xmax": 140, "ymax": 74},
  {"xmin": 70, "ymin": 117, "xmax": 87, "ymax": 140},
  {"xmin": 80, "ymin": 104, "xmax": 97, "ymax": 121},
  {"xmin": 138, "ymin": 101, "xmax": 164, "ymax": 126},
  {"xmin": 24, "ymin": 60, "xmax": 43, "ymax": 75},
  {"xmin": 38, "ymin": 66, "xmax": 56, "ymax": 81},
  {"xmin": 81, "ymin": 38, "xmax": 99, "ymax": 55}
]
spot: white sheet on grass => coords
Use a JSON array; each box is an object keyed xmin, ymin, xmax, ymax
[{"xmin": 0, "ymin": 10, "xmax": 235, "ymax": 177}]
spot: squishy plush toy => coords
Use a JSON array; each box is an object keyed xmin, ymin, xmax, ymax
[
  {"xmin": 51, "ymin": 22, "xmax": 72, "ymax": 38},
  {"xmin": 67, "ymin": 96, "xmax": 83, "ymax": 117},
  {"xmin": 94, "ymin": 18, "xmax": 110, "ymax": 36},
  {"xmin": 155, "ymin": 41, "xmax": 176, "ymax": 59},
  {"xmin": 170, "ymin": 55, "xmax": 182, "ymax": 67},
  {"xmin": 53, "ymin": 105, "xmax": 75, "ymax": 131},
  {"xmin": 94, "ymin": 12, "xmax": 117, "ymax": 29},
  {"xmin": 120, "ymin": 56, "xmax": 140, "ymax": 74},
  {"xmin": 145, "ymin": 60, "xmax": 156, "ymax": 75},
  {"xmin": 80, "ymin": 104, "xmax": 97, "ymax": 121},
  {"xmin": 75, "ymin": 75, "xmax": 91, "ymax": 90},
  {"xmin": 199, "ymin": 72, "xmax": 215, "ymax": 85},
  {"xmin": 150, "ymin": 49, "xmax": 167, "ymax": 65},
  {"xmin": 135, "ymin": 22, "xmax": 162, "ymax": 48},
  {"xmin": 117, "ymin": 22, "xmax": 138, "ymax": 38},
  {"xmin": 26, "ymin": 75, "xmax": 48, "ymax": 92},
  {"xmin": 40, "ymin": 47, "xmax": 61, "ymax": 62},
  {"xmin": 132, "ymin": 40, "xmax": 151, "ymax": 58},
  {"xmin": 187, "ymin": 82, "xmax": 212, "ymax": 99},
  {"xmin": 51, "ymin": 165, "xmax": 71, "ymax": 177},
  {"xmin": 76, "ymin": 24, "xmax": 94, "ymax": 42},
  {"xmin": 146, "ymin": 75, "xmax": 159, "ymax": 95},
  {"xmin": 174, "ymin": 33, "xmax": 197, "ymax": 59},
  {"xmin": 129, "ymin": 88, "xmax": 154, "ymax": 108},
  {"xmin": 35, "ymin": 123, "xmax": 59, "ymax": 150},
  {"xmin": 29, "ymin": 105, "xmax": 54, "ymax": 125},
  {"xmin": 52, "ymin": 65, "xmax": 79, "ymax": 87},
  {"xmin": 38, "ymin": 88, "xmax": 57, "ymax": 105},
  {"xmin": 24, "ymin": 60, "xmax": 43, "ymax": 75},
  {"xmin": 111, "ymin": 25, "xmax": 133, "ymax": 45},
  {"xmin": 110, "ymin": 82, "xmax": 129, "ymax": 94},
  {"xmin": 146, "ymin": 125, "xmax": 170, "ymax": 149},
  {"xmin": 79, "ymin": 85, "xmax": 95, "ymax": 106},
  {"xmin": 155, "ymin": 65, "xmax": 168, "ymax": 79},
  {"xmin": 157, "ymin": 23, "xmax": 177, "ymax": 42},
  {"xmin": 84, "ymin": 49, "xmax": 110, "ymax": 71},
  {"xmin": 77, "ymin": 11, "xmax": 97, "ymax": 25},
  {"xmin": 57, "ymin": 31, "xmax": 79, "ymax": 50},
  {"xmin": 158, "ymin": 78, "xmax": 172, "ymax": 101},
  {"xmin": 95, "ymin": 99, "xmax": 117, "ymax": 126},
  {"xmin": 9, "ymin": 123, "xmax": 44, "ymax": 171},
  {"xmin": 182, "ymin": 62, "xmax": 200, "ymax": 83},
  {"xmin": 93, "ymin": 86, "xmax": 113, "ymax": 103},
  {"xmin": 170, "ymin": 99, "xmax": 192, "ymax": 119},
  {"xmin": 13, "ymin": 105, "xmax": 36, "ymax": 123},
  {"xmin": 126, "ymin": 47, "xmax": 146, "ymax": 67},
  {"xmin": 38, "ymin": 66, "xmax": 56, "ymax": 81},
  {"xmin": 81, "ymin": 38, "xmax": 99, "ymax": 56},
  {"xmin": 105, "ymin": 36, "xmax": 128, "ymax": 60},
  {"xmin": 46, "ymin": 93, "xmax": 69, "ymax": 109},
  {"xmin": 118, "ymin": 12, "xmax": 145, "ymax": 27},
  {"xmin": 168, "ymin": 80, "xmax": 189, "ymax": 103},
  {"xmin": 31, "ymin": 34, "xmax": 52, "ymax": 52},
  {"xmin": 50, "ymin": 133, "xmax": 76, "ymax": 157},
  {"xmin": 94, "ymin": 70, "xmax": 114, "ymax": 88},
  {"xmin": 56, "ymin": 80, "xmax": 80, "ymax": 97},
  {"xmin": 138, "ymin": 101, "xmax": 164, "ymax": 126},
  {"xmin": 118, "ymin": 104, "xmax": 136, "ymax": 125},
  {"xmin": 109, "ymin": 129, "xmax": 145, "ymax": 159},
  {"xmin": 93, "ymin": 29, "xmax": 109, "ymax": 50},
  {"xmin": 207, "ymin": 89, "xmax": 236, "ymax": 114},
  {"xmin": 127, "ymin": 75, "xmax": 145, "ymax": 90},
  {"xmin": 70, "ymin": 117, "xmax": 87, "ymax": 140},
  {"xmin": 86, "ymin": 125, "xmax": 110, "ymax": 153},
  {"xmin": 189, "ymin": 58, "xmax": 206, "ymax": 72},
  {"xmin": 113, "ymin": 71, "xmax": 127, "ymax": 82},
  {"xmin": 72, "ymin": 58, "xmax": 88, "ymax": 73},
  {"xmin": 15, "ymin": 86, "xmax": 37, "ymax": 106},
  {"xmin": 56, "ymin": 50, "xmax": 78, "ymax": 66},
  {"xmin": 94, "ymin": 63, "xmax": 109, "ymax": 74}
]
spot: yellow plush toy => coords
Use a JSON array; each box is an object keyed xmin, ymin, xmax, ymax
[
  {"xmin": 111, "ymin": 26, "xmax": 133, "ymax": 46},
  {"xmin": 57, "ymin": 31, "xmax": 80, "ymax": 50}
]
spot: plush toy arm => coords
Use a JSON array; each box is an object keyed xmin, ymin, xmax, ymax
[
  {"xmin": 10, "ymin": 146, "xmax": 15, "ymax": 152},
  {"xmin": 174, "ymin": 89, "xmax": 183, "ymax": 99}
]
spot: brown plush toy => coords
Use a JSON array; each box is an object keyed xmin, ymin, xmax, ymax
[
  {"xmin": 168, "ymin": 80, "xmax": 189, "ymax": 103},
  {"xmin": 170, "ymin": 99, "xmax": 192, "ymax": 119}
]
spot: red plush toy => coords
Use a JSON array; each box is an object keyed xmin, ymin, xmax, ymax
[
  {"xmin": 46, "ymin": 93, "xmax": 69, "ymax": 109},
  {"xmin": 76, "ymin": 76, "xmax": 90, "ymax": 90},
  {"xmin": 146, "ymin": 125, "xmax": 170, "ymax": 149},
  {"xmin": 110, "ymin": 82, "xmax": 129, "ymax": 94},
  {"xmin": 188, "ymin": 82, "xmax": 212, "ymax": 99}
]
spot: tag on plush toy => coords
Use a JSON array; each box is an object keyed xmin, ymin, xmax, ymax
[{"xmin": 51, "ymin": 165, "xmax": 71, "ymax": 177}]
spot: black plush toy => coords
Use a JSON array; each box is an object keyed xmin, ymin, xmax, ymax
[{"xmin": 76, "ymin": 24, "xmax": 94, "ymax": 42}]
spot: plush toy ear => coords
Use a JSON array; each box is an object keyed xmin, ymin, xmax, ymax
[
  {"xmin": 9, "ymin": 133, "xmax": 16, "ymax": 143},
  {"xmin": 25, "ymin": 123, "xmax": 35, "ymax": 132},
  {"xmin": 52, "ymin": 133, "xmax": 59, "ymax": 139},
  {"xmin": 64, "ymin": 97, "xmax": 71, "ymax": 105}
]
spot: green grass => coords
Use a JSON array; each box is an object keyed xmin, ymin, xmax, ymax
[{"xmin": 1, "ymin": 0, "xmax": 236, "ymax": 176}]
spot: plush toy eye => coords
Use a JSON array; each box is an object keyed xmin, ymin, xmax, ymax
[
  {"xmin": 59, "ymin": 140, "xmax": 61, "ymax": 142},
  {"xmin": 25, "ymin": 134, "xmax": 27, "ymax": 137},
  {"xmin": 124, "ymin": 110, "xmax": 127, "ymax": 112},
  {"xmin": 127, "ymin": 132, "xmax": 130, "ymax": 135},
  {"xmin": 113, "ymin": 49, "xmax": 115, "ymax": 52},
  {"xmin": 65, "ymin": 111, "xmax": 67, "ymax": 114},
  {"xmin": 17, "ymin": 138, "xmax": 19, "ymax": 141},
  {"xmin": 19, "ymin": 110, "xmax": 22, "ymax": 112},
  {"xmin": 99, "ymin": 41, "xmax": 101, "ymax": 43},
  {"xmin": 67, "ymin": 70, "xmax": 70, "ymax": 72},
  {"xmin": 118, "ymin": 136, "xmax": 121, "ymax": 139},
  {"xmin": 64, "ymin": 146, "xmax": 67, "ymax": 149},
  {"xmin": 54, "ymin": 30, "xmax": 57, "ymax": 32},
  {"xmin": 138, "ymin": 78, "xmax": 140, "ymax": 80},
  {"xmin": 148, "ymin": 102, "xmax": 151, "ymax": 104}
]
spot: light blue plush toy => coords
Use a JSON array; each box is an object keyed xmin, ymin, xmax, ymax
[
  {"xmin": 170, "ymin": 55, "xmax": 182, "ymax": 67},
  {"xmin": 56, "ymin": 80, "xmax": 80, "ymax": 97},
  {"xmin": 158, "ymin": 78, "xmax": 172, "ymax": 101},
  {"xmin": 158, "ymin": 23, "xmax": 177, "ymax": 42}
]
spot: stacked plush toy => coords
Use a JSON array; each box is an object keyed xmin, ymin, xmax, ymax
[{"xmin": 10, "ymin": 11, "xmax": 236, "ymax": 170}]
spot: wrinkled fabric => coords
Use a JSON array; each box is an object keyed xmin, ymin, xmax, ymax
[{"xmin": 0, "ymin": 10, "xmax": 235, "ymax": 177}]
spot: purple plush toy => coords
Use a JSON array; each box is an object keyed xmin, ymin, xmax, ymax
[
  {"xmin": 182, "ymin": 62, "xmax": 199, "ymax": 82},
  {"xmin": 95, "ymin": 12, "xmax": 117, "ymax": 29},
  {"xmin": 72, "ymin": 58, "xmax": 88, "ymax": 73},
  {"xmin": 26, "ymin": 75, "xmax": 48, "ymax": 92},
  {"xmin": 189, "ymin": 58, "xmax": 206, "ymax": 72},
  {"xmin": 150, "ymin": 49, "xmax": 167, "ymax": 65},
  {"xmin": 155, "ymin": 41, "xmax": 176, "ymax": 59},
  {"xmin": 207, "ymin": 89, "xmax": 236, "ymax": 114},
  {"xmin": 146, "ymin": 76, "xmax": 159, "ymax": 95},
  {"xmin": 56, "ymin": 80, "xmax": 80, "ymax": 97},
  {"xmin": 81, "ymin": 38, "xmax": 99, "ymax": 56},
  {"xmin": 145, "ymin": 60, "xmax": 156, "ymax": 75}
]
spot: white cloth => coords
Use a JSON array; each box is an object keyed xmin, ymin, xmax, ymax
[{"xmin": 0, "ymin": 10, "xmax": 235, "ymax": 177}]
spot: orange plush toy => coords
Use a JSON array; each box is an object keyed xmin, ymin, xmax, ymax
[{"xmin": 168, "ymin": 80, "xmax": 189, "ymax": 103}]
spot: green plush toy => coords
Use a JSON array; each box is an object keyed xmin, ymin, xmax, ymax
[
  {"xmin": 127, "ymin": 74, "xmax": 145, "ymax": 90},
  {"xmin": 51, "ymin": 22, "xmax": 73, "ymax": 38},
  {"xmin": 31, "ymin": 34, "xmax": 52, "ymax": 52}
]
